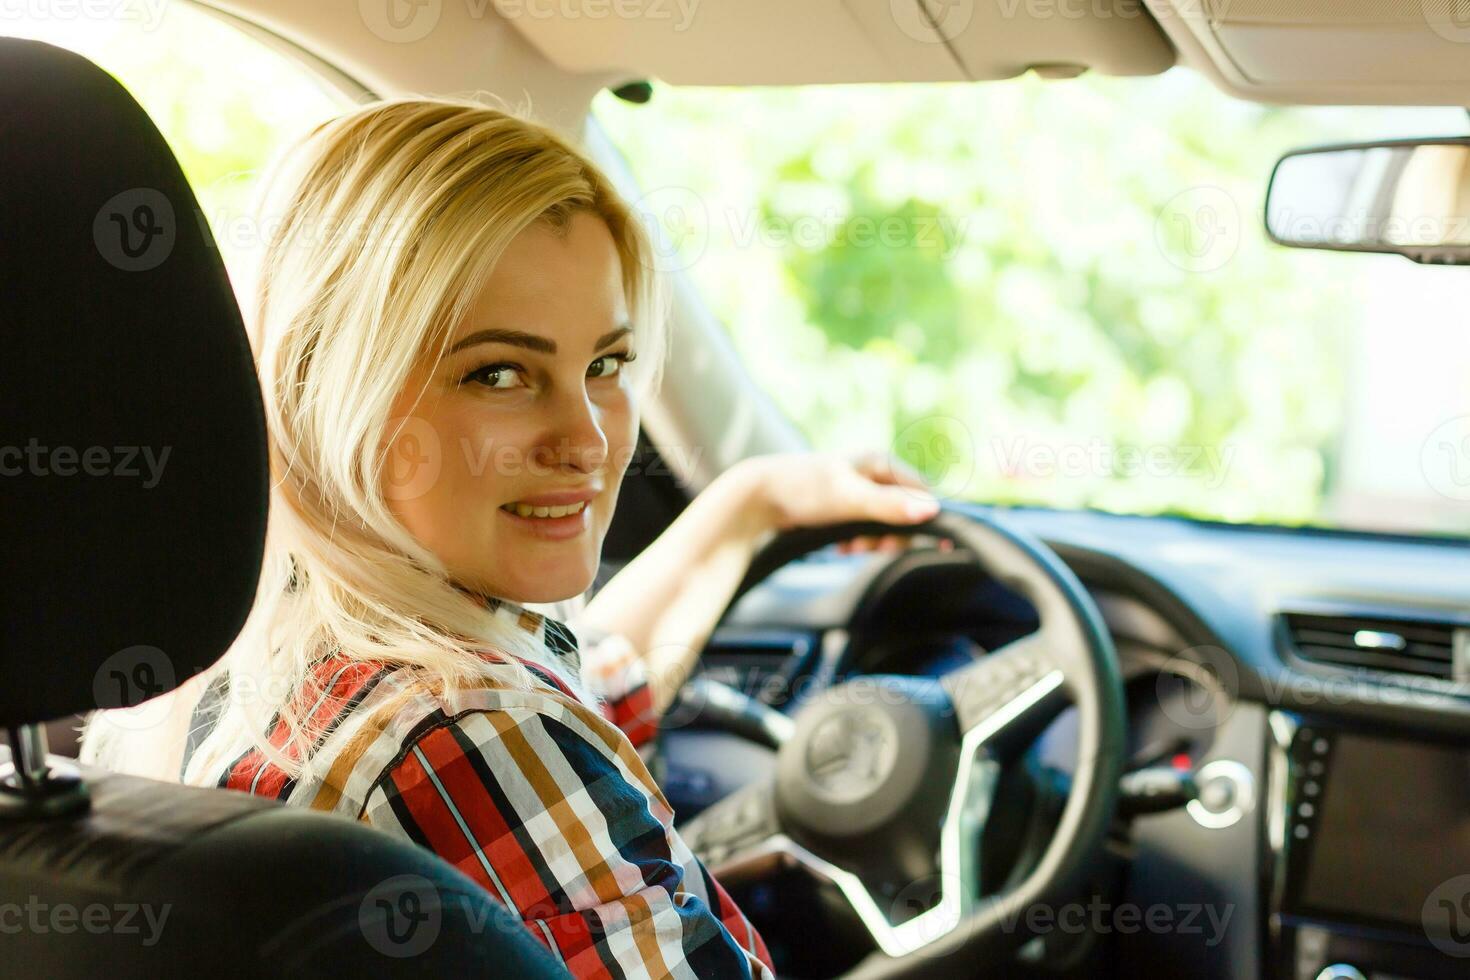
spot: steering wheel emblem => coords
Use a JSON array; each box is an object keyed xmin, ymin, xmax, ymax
[{"xmin": 804, "ymin": 710, "xmax": 898, "ymax": 803}]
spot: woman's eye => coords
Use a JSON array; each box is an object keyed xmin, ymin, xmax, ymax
[
  {"xmin": 465, "ymin": 364, "xmax": 524, "ymax": 390},
  {"xmin": 589, "ymin": 351, "xmax": 637, "ymax": 380}
]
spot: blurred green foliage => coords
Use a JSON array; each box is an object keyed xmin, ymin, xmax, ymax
[{"xmin": 596, "ymin": 76, "xmax": 1469, "ymax": 532}]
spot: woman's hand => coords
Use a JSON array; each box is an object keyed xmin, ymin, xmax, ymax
[
  {"xmin": 578, "ymin": 449, "xmax": 952, "ymax": 715},
  {"xmin": 725, "ymin": 450, "xmax": 953, "ymax": 555}
]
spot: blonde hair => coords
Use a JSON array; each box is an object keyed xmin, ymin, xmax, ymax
[{"xmin": 82, "ymin": 97, "xmax": 667, "ymax": 781}]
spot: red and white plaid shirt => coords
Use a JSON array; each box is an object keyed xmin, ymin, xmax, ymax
[{"xmin": 183, "ymin": 594, "xmax": 774, "ymax": 978}]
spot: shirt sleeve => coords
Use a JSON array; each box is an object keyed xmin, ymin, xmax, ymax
[
  {"xmin": 575, "ymin": 625, "xmax": 661, "ymax": 750},
  {"xmin": 360, "ymin": 697, "xmax": 774, "ymax": 979}
]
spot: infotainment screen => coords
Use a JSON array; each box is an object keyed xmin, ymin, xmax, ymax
[{"xmin": 1299, "ymin": 732, "xmax": 1470, "ymax": 930}]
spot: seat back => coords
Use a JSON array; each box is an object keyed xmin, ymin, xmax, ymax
[{"xmin": 0, "ymin": 36, "xmax": 567, "ymax": 978}]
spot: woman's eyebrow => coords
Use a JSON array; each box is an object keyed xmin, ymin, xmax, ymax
[
  {"xmin": 594, "ymin": 325, "xmax": 633, "ymax": 350},
  {"xmin": 449, "ymin": 328, "xmax": 554, "ymax": 354},
  {"xmin": 449, "ymin": 325, "xmax": 632, "ymax": 355}
]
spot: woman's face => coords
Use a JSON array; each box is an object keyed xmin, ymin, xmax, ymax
[{"xmin": 384, "ymin": 212, "xmax": 638, "ymax": 603}]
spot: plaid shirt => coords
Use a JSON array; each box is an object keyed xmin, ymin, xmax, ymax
[{"xmin": 184, "ymin": 595, "xmax": 774, "ymax": 978}]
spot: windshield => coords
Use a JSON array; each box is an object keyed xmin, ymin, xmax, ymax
[{"xmin": 595, "ymin": 71, "xmax": 1470, "ymax": 539}]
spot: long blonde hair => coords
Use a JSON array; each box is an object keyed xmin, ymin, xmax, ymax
[{"xmin": 82, "ymin": 97, "xmax": 667, "ymax": 782}]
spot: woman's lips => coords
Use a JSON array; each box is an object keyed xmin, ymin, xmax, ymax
[{"xmin": 497, "ymin": 498, "xmax": 591, "ymax": 540}]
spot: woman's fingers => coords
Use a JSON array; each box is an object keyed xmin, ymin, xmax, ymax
[
  {"xmin": 851, "ymin": 450, "xmax": 930, "ymax": 494},
  {"xmin": 867, "ymin": 481, "xmax": 940, "ymax": 524}
]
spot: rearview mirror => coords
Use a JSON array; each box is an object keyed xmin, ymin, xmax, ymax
[{"xmin": 1265, "ymin": 138, "xmax": 1470, "ymax": 264}]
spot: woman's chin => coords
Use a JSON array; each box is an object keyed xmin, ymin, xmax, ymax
[{"xmin": 486, "ymin": 562, "xmax": 597, "ymax": 605}]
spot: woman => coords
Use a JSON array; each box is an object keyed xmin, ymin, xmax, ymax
[{"xmin": 83, "ymin": 98, "xmax": 940, "ymax": 977}]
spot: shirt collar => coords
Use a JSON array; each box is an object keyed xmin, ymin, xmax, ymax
[{"xmin": 459, "ymin": 587, "xmax": 583, "ymax": 675}]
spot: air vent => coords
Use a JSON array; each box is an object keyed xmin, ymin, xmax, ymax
[{"xmin": 1281, "ymin": 612, "xmax": 1467, "ymax": 681}]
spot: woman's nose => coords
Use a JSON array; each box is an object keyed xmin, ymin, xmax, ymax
[{"xmin": 533, "ymin": 388, "xmax": 608, "ymax": 475}]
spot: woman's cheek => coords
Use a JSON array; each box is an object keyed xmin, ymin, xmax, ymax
[
  {"xmin": 460, "ymin": 410, "xmax": 529, "ymax": 490},
  {"xmin": 607, "ymin": 392, "xmax": 639, "ymax": 474}
]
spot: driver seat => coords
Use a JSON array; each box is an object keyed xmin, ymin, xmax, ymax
[{"xmin": 0, "ymin": 37, "xmax": 567, "ymax": 979}]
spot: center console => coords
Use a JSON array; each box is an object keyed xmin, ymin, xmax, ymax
[{"xmin": 1266, "ymin": 712, "xmax": 1470, "ymax": 980}]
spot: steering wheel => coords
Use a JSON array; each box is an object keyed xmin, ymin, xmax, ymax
[{"xmin": 675, "ymin": 506, "xmax": 1127, "ymax": 978}]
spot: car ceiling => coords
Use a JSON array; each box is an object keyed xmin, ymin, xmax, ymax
[{"xmin": 206, "ymin": 0, "xmax": 1470, "ymax": 117}]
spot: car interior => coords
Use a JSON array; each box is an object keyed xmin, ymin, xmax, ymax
[{"xmin": 3, "ymin": 3, "xmax": 1470, "ymax": 979}]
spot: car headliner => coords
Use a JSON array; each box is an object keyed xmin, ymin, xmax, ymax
[{"xmin": 203, "ymin": 0, "xmax": 1470, "ymax": 128}]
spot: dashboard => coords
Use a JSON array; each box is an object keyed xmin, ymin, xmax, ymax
[{"xmin": 662, "ymin": 503, "xmax": 1470, "ymax": 980}]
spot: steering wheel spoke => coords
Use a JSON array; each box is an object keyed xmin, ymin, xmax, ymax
[
  {"xmin": 701, "ymin": 750, "xmax": 1003, "ymax": 961},
  {"xmin": 941, "ymin": 631, "xmax": 1069, "ymax": 754}
]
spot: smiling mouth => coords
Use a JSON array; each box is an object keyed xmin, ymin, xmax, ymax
[{"xmin": 498, "ymin": 500, "xmax": 589, "ymax": 519}]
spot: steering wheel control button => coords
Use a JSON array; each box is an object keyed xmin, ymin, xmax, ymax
[
  {"xmin": 682, "ymin": 782, "xmax": 778, "ymax": 869},
  {"xmin": 1186, "ymin": 759, "xmax": 1255, "ymax": 830}
]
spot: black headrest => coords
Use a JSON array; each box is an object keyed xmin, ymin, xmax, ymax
[{"xmin": 0, "ymin": 38, "xmax": 269, "ymax": 725}]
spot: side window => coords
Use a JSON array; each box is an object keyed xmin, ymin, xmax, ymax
[{"xmin": 3, "ymin": 6, "xmax": 347, "ymax": 299}]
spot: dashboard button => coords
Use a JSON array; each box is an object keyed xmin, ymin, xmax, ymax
[
  {"xmin": 1198, "ymin": 777, "xmax": 1235, "ymax": 811},
  {"xmin": 1186, "ymin": 759, "xmax": 1255, "ymax": 830}
]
